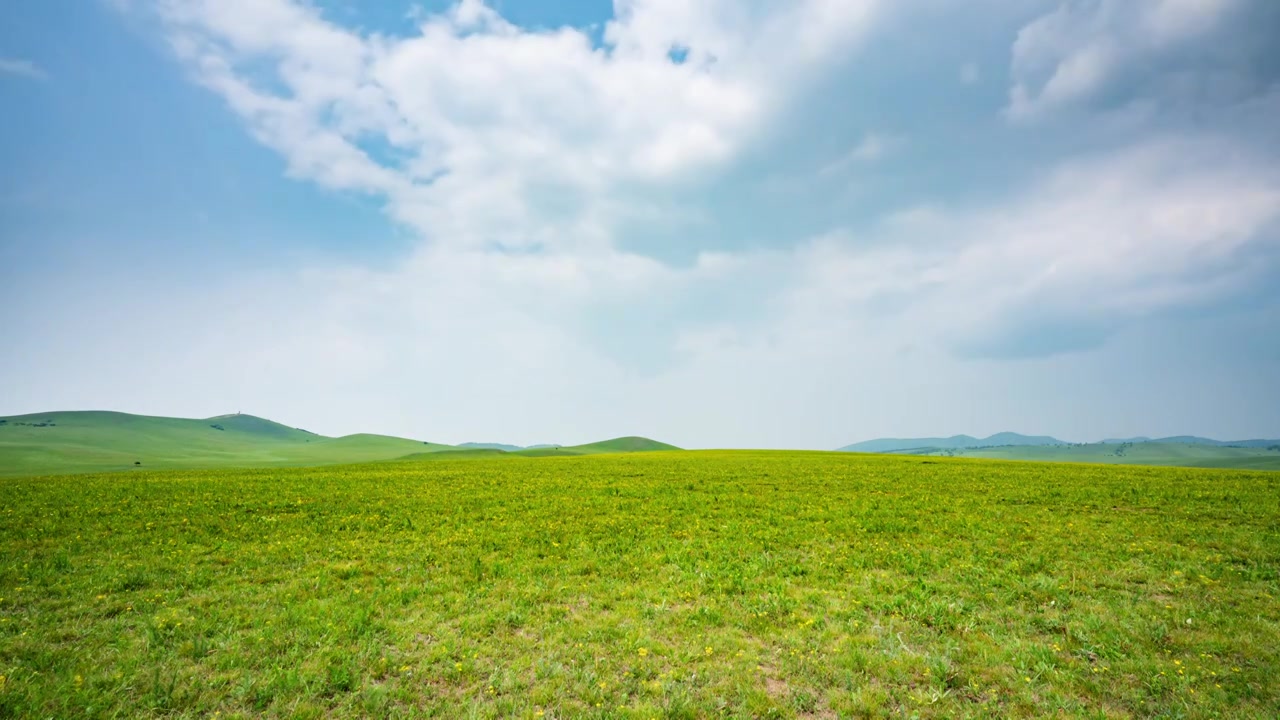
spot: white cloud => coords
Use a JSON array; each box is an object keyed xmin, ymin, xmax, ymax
[
  {"xmin": 134, "ymin": 3, "xmax": 1280, "ymax": 370},
  {"xmin": 782, "ymin": 137, "xmax": 1280, "ymax": 357},
  {"xmin": 0, "ymin": 58, "xmax": 48, "ymax": 81},
  {"xmin": 1006, "ymin": 0, "xmax": 1242, "ymax": 120},
  {"xmin": 148, "ymin": 0, "xmax": 885, "ymax": 252}
]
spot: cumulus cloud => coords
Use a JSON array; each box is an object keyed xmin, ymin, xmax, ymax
[{"xmin": 149, "ymin": 0, "xmax": 884, "ymax": 252}]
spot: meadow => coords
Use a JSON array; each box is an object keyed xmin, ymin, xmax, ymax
[{"xmin": 1, "ymin": 451, "xmax": 1278, "ymax": 718}]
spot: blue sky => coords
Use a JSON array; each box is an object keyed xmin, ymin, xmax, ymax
[{"xmin": 2, "ymin": 0, "xmax": 1279, "ymax": 448}]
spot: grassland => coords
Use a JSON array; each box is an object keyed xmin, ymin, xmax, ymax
[{"xmin": 2, "ymin": 452, "xmax": 1278, "ymax": 718}]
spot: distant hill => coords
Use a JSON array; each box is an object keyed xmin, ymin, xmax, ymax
[
  {"xmin": 400, "ymin": 437, "xmax": 682, "ymax": 461},
  {"xmin": 458, "ymin": 442, "xmax": 526, "ymax": 452},
  {"xmin": 1146, "ymin": 436, "xmax": 1280, "ymax": 448},
  {"xmin": 205, "ymin": 413, "xmax": 315, "ymax": 441},
  {"xmin": 0, "ymin": 410, "xmax": 454, "ymax": 476},
  {"xmin": 839, "ymin": 432, "xmax": 1065, "ymax": 454},
  {"xmin": 503, "ymin": 437, "xmax": 679, "ymax": 457},
  {"xmin": 396, "ymin": 448, "xmax": 511, "ymax": 461},
  {"xmin": 450, "ymin": 438, "xmax": 570, "ymax": 448},
  {"xmin": 841, "ymin": 433, "xmax": 1279, "ymax": 454},
  {"xmin": 559, "ymin": 436, "xmax": 681, "ymax": 454}
]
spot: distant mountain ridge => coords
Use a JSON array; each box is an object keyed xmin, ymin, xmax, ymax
[
  {"xmin": 1140, "ymin": 436, "xmax": 1280, "ymax": 448},
  {"xmin": 839, "ymin": 433, "xmax": 1064, "ymax": 454},
  {"xmin": 841, "ymin": 433, "xmax": 1280, "ymax": 453},
  {"xmin": 458, "ymin": 442, "xmax": 526, "ymax": 452},
  {"xmin": 1094, "ymin": 436, "xmax": 1278, "ymax": 448},
  {"xmin": 455, "ymin": 438, "xmax": 565, "ymax": 448},
  {"xmin": 400, "ymin": 436, "xmax": 680, "ymax": 462}
]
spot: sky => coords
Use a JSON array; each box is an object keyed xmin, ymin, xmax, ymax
[{"xmin": 1, "ymin": 0, "xmax": 1279, "ymax": 449}]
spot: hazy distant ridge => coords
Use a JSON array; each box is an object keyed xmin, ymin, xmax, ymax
[
  {"xmin": 458, "ymin": 442, "xmax": 569, "ymax": 451},
  {"xmin": 458, "ymin": 442, "xmax": 527, "ymax": 452},
  {"xmin": 1142, "ymin": 437, "xmax": 1280, "ymax": 448},
  {"xmin": 839, "ymin": 432, "xmax": 1063, "ymax": 453},
  {"xmin": 841, "ymin": 433, "xmax": 1280, "ymax": 453}
]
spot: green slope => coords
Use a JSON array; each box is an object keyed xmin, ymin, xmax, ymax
[
  {"xmin": 509, "ymin": 436, "xmax": 680, "ymax": 457},
  {"xmin": 0, "ymin": 411, "xmax": 454, "ymax": 476},
  {"xmin": 205, "ymin": 413, "xmax": 317, "ymax": 441},
  {"xmin": 0, "ymin": 413, "xmax": 683, "ymax": 475},
  {"xmin": 567, "ymin": 436, "xmax": 681, "ymax": 453}
]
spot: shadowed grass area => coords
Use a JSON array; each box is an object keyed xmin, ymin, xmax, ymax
[{"xmin": 1, "ymin": 451, "xmax": 1277, "ymax": 718}]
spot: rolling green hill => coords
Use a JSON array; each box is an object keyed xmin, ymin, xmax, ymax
[
  {"xmin": 554, "ymin": 436, "xmax": 681, "ymax": 454},
  {"xmin": 0, "ymin": 411, "xmax": 453, "ymax": 476},
  {"xmin": 0, "ymin": 413, "xmax": 683, "ymax": 476}
]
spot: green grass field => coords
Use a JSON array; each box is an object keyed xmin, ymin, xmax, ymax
[{"xmin": 2, "ymin": 452, "xmax": 1277, "ymax": 718}]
